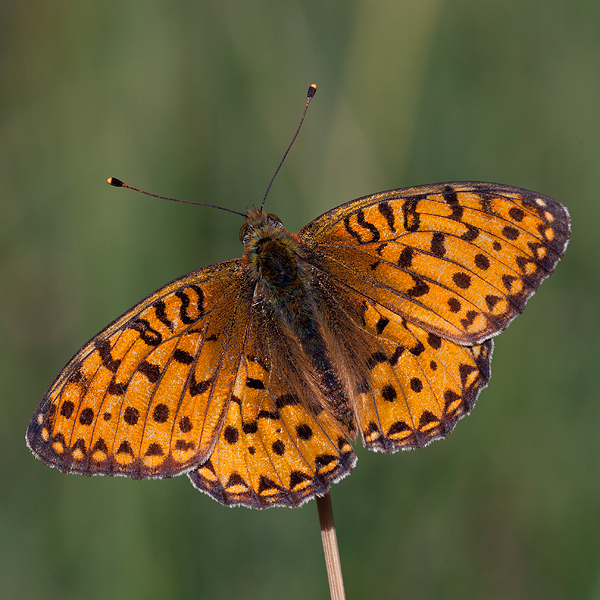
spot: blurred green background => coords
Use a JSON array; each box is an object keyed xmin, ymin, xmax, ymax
[{"xmin": 1, "ymin": 1, "xmax": 597, "ymax": 598}]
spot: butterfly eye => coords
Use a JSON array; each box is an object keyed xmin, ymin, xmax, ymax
[
  {"xmin": 239, "ymin": 223, "xmax": 249, "ymax": 243},
  {"xmin": 266, "ymin": 213, "xmax": 283, "ymax": 226}
]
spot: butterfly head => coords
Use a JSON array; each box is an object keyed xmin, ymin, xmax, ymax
[{"xmin": 239, "ymin": 207, "xmax": 285, "ymax": 245}]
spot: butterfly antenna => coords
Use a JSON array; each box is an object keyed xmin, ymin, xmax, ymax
[
  {"xmin": 106, "ymin": 178, "xmax": 246, "ymax": 217},
  {"xmin": 261, "ymin": 83, "xmax": 317, "ymax": 210}
]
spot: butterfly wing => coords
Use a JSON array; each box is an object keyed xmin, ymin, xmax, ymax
[
  {"xmin": 27, "ymin": 261, "xmax": 256, "ymax": 478},
  {"xmin": 340, "ymin": 291, "xmax": 493, "ymax": 452},
  {"xmin": 300, "ymin": 182, "xmax": 570, "ymax": 345},
  {"xmin": 189, "ymin": 297, "xmax": 357, "ymax": 508},
  {"xmin": 299, "ymin": 182, "xmax": 569, "ymax": 451},
  {"xmin": 28, "ymin": 256, "xmax": 357, "ymax": 506}
]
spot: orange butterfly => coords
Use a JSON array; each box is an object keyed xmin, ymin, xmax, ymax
[{"xmin": 27, "ymin": 176, "xmax": 569, "ymax": 508}]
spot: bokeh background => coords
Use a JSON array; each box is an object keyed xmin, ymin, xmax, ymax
[{"xmin": 1, "ymin": 1, "xmax": 597, "ymax": 599}]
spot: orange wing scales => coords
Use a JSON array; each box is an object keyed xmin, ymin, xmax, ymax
[
  {"xmin": 302, "ymin": 182, "xmax": 569, "ymax": 344},
  {"xmin": 190, "ymin": 387, "xmax": 356, "ymax": 508},
  {"xmin": 190, "ymin": 312, "xmax": 357, "ymax": 508},
  {"xmin": 355, "ymin": 298, "xmax": 493, "ymax": 451},
  {"xmin": 28, "ymin": 263, "xmax": 253, "ymax": 478},
  {"xmin": 27, "ymin": 182, "xmax": 569, "ymax": 509}
]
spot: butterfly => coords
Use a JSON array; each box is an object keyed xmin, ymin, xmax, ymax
[{"xmin": 26, "ymin": 176, "xmax": 570, "ymax": 508}]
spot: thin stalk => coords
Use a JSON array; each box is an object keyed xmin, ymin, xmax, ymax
[{"xmin": 316, "ymin": 492, "xmax": 346, "ymax": 600}]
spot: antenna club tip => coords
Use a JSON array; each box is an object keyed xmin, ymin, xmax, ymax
[
  {"xmin": 308, "ymin": 83, "xmax": 317, "ymax": 98},
  {"xmin": 107, "ymin": 177, "xmax": 124, "ymax": 187}
]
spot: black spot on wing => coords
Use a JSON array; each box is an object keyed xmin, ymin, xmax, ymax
[
  {"xmin": 406, "ymin": 275, "xmax": 429, "ymax": 297},
  {"xmin": 431, "ymin": 232, "xmax": 446, "ymax": 257},
  {"xmin": 95, "ymin": 340, "xmax": 121, "ymax": 372},
  {"xmin": 397, "ymin": 247, "xmax": 414, "ymax": 268},
  {"xmin": 377, "ymin": 201, "xmax": 396, "ymax": 232},
  {"xmin": 189, "ymin": 374, "xmax": 212, "ymax": 396},
  {"xmin": 461, "ymin": 224, "xmax": 479, "ymax": 242},
  {"xmin": 123, "ymin": 406, "xmax": 139, "ymax": 425},
  {"xmin": 443, "ymin": 185, "xmax": 462, "ymax": 220},
  {"xmin": 356, "ymin": 210, "xmax": 380, "ymax": 242},
  {"xmin": 139, "ymin": 360, "xmax": 161, "ymax": 383},
  {"xmin": 375, "ymin": 317, "xmax": 389, "ymax": 335},
  {"xmin": 153, "ymin": 300, "xmax": 173, "ymax": 330},
  {"xmin": 402, "ymin": 196, "xmax": 421, "ymax": 232},
  {"xmin": 129, "ymin": 319, "xmax": 162, "ymax": 347},
  {"xmin": 173, "ymin": 349, "xmax": 195, "ymax": 364},
  {"xmin": 60, "ymin": 400, "xmax": 75, "ymax": 419},
  {"xmin": 79, "ymin": 408, "xmax": 94, "ymax": 425},
  {"xmin": 246, "ymin": 377, "xmax": 265, "ymax": 390},
  {"xmin": 152, "ymin": 403, "xmax": 169, "ymax": 423},
  {"xmin": 175, "ymin": 285, "xmax": 204, "ymax": 325},
  {"xmin": 107, "ymin": 380, "xmax": 127, "ymax": 396}
]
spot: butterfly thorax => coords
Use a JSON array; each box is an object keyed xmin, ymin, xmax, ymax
[
  {"xmin": 243, "ymin": 210, "xmax": 302, "ymax": 292},
  {"xmin": 242, "ymin": 207, "xmax": 356, "ymax": 433}
]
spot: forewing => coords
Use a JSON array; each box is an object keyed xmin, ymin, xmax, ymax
[
  {"xmin": 27, "ymin": 260, "xmax": 254, "ymax": 479},
  {"xmin": 300, "ymin": 182, "xmax": 570, "ymax": 344}
]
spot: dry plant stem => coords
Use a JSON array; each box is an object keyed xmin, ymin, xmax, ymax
[{"xmin": 316, "ymin": 492, "xmax": 346, "ymax": 600}]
